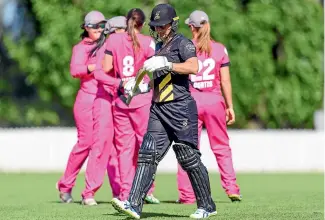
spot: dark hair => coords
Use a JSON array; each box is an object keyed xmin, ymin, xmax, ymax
[
  {"xmin": 80, "ymin": 23, "xmax": 89, "ymax": 39},
  {"xmin": 80, "ymin": 30, "xmax": 89, "ymax": 39},
  {"xmin": 126, "ymin": 8, "xmax": 145, "ymax": 52},
  {"xmin": 89, "ymin": 31, "xmax": 107, "ymax": 58}
]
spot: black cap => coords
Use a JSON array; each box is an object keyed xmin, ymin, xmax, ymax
[{"xmin": 149, "ymin": 4, "xmax": 178, "ymax": 27}]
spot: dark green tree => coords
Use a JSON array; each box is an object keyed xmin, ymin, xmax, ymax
[
  {"xmin": 171, "ymin": 0, "xmax": 324, "ymax": 128},
  {"xmin": 3, "ymin": 0, "xmax": 155, "ymax": 126},
  {"xmin": 3, "ymin": 0, "xmax": 324, "ymax": 128}
]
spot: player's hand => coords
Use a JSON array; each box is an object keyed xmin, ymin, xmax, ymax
[
  {"xmin": 143, "ymin": 56, "xmax": 172, "ymax": 72},
  {"xmin": 226, "ymin": 108, "xmax": 235, "ymax": 125},
  {"xmin": 87, "ymin": 64, "xmax": 96, "ymax": 72},
  {"xmin": 123, "ymin": 78, "xmax": 149, "ymax": 96}
]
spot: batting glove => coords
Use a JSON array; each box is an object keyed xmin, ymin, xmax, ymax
[
  {"xmin": 143, "ymin": 56, "xmax": 173, "ymax": 72},
  {"xmin": 124, "ymin": 78, "xmax": 150, "ymax": 96},
  {"xmin": 138, "ymin": 81, "xmax": 150, "ymax": 93},
  {"xmin": 124, "ymin": 78, "xmax": 136, "ymax": 94}
]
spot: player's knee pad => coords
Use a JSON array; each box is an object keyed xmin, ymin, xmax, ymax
[
  {"xmin": 172, "ymin": 143, "xmax": 200, "ymax": 171},
  {"xmin": 138, "ymin": 133, "xmax": 158, "ymax": 165}
]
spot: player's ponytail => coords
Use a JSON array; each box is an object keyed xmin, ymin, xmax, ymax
[
  {"xmin": 196, "ymin": 21, "xmax": 212, "ymax": 56},
  {"xmin": 126, "ymin": 8, "xmax": 145, "ymax": 52},
  {"xmin": 127, "ymin": 17, "xmax": 140, "ymax": 51}
]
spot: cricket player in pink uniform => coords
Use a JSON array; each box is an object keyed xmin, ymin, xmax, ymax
[
  {"xmin": 103, "ymin": 16, "xmax": 128, "ymax": 201},
  {"xmin": 56, "ymin": 11, "xmax": 110, "ymax": 205},
  {"xmin": 96, "ymin": 8, "xmax": 159, "ymax": 204},
  {"xmin": 177, "ymin": 10, "xmax": 242, "ymax": 203},
  {"xmin": 80, "ymin": 16, "xmax": 129, "ymax": 205},
  {"xmin": 91, "ymin": 16, "xmax": 130, "ymax": 202}
]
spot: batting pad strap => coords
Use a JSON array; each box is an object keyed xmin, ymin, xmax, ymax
[
  {"xmin": 138, "ymin": 133, "xmax": 157, "ymax": 165},
  {"xmin": 173, "ymin": 143, "xmax": 200, "ymax": 171},
  {"xmin": 138, "ymin": 150, "xmax": 156, "ymax": 165}
]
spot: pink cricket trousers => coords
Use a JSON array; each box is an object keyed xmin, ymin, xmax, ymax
[
  {"xmin": 106, "ymin": 142, "xmax": 121, "ymax": 198},
  {"xmin": 177, "ymin": 92, "xmax": 240, "ymax": 203},
  {"xmin": 113, "ymin": 103, "xmax": 155, "ymax": 201},
  {"xmin": 57, "ymin": 88, "xmax": 118, "ymax": 199}
]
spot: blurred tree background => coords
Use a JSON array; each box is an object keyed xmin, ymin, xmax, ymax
[{"xmin": 0, "ymin": 0, "xmax": 323, "ymax": 128}]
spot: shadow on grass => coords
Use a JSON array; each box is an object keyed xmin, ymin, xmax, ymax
[
  {"xmin": 96, "ymin": 201, "xmax": 111, "ymax": 204},
  {"xmin": 48, "ymin": 200, "xmax": 111, "ymax": 205},
  {"xmin": 104, "ymin": 212, "xmax": 188, "ymax": 219},
  {"xmin": 49, "ymin": 199, "xmax": 232, "ymax": 206},
  {"xmin": 160, "ymin": 200, "xmax": 231, "ymax": 204}
]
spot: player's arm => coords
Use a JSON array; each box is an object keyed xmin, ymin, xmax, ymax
[
  {"xmin": 102, "ymin": 36, "xmax": 115, "ymax": 73},
  {"xmin": 220, "ymin": 45, "xmax": 232, "ymax": 109},
  {"xmin": 143, "ymin": 38, "xmax": 198, "ymax": 75},
  {"xmin": 103, "ymin": 53, "xmax": 113, "ymax": 73},
  {"xmin": 93, "ymin": 50, "xmax": 121, "ymax": 88},
  {"xmin": 172, "ymin": 57, "xmax": 198, "ymax": 75},
  {"xmin": 70, "ymin": 45, "xmax": 95, "ymax": 78},
  {"xmin": 220, "ymin": 66, "xmax": 233, "ymax": 109},
  {"xmin": 174, "ymin": 38, "xmax": 198, "ymax": 75},
  {"xmin": 94, "ymin": 68, "xmax": 121, "ymax": 88},
  {"xmin": 220, "ymin": 66, "xmax": 235, "ymax": 125}
]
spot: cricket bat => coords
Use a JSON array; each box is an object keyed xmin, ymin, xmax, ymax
[{"xmin": 125, "ymin": 68, "xmax": 152, "ymax": 105}]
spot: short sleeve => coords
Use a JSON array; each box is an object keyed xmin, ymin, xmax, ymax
[
  {"xmin": 220, "ymin": 46, "xmax": 230, "ymax": 67},
  {"xmin": 179, "ymin": 38, "xmax": 197, "ymax": 61},
  {"xmin": 147, "ymin": 39, "xmax": 156, "ymax": 58},
  {"xmin": 105, "ymin": 36, "xmax": 114, "ymax": 56}
]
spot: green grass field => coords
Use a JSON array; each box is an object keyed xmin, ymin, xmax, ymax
[{"xmin": 0, "ymin": 173, "xmax": 323, "ymax": 220}]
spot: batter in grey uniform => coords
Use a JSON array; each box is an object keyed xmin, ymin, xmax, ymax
[{"xmin": 111, "ymin": 4, "xmax": 217, "ymax": 219}]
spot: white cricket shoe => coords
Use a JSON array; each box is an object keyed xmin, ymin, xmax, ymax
[
  {"xmin": 81, "ymin": 198, "xmax": 98, "ymax": 206},
  {"xmin": 111, "ymin": 198, "xmax": 140, "ymax": 219},
  {"xmin": 190, "ymin": 208, "xmax": 217, "ymax": 219}
]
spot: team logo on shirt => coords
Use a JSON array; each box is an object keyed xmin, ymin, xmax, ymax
[
  {"xmin": 182, "ymin": 119, "xmax": 188, "ymax": 128},
  {"xmin": 165, "ymin": 45, "xmax": 172, "ymax": 52},
  {"xmin": 154, "ymin": 11, "xmax": 160, "ymax": 20},
  {"xmin": 186, "ymin": 42, "xmax": 196, "ymax": 53}
]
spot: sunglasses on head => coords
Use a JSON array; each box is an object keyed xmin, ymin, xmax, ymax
[{"xmin": 85, "ymin": 23, "xmax": 105, "ymax": 29}]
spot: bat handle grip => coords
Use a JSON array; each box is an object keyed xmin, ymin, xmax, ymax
[{"xmin": 125, "ymin": 95, "xmax": 133, "ymax": 105}]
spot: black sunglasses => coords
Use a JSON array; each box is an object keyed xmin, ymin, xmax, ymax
[{"xmin": 85, "ymin": 23, "xmax": 105, "ymax": 29}]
